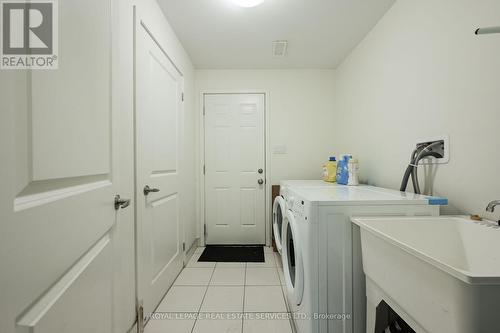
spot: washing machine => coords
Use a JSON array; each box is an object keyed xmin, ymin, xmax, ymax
[
  {"xmin": 273, "ymin": 180, "xmax": 337, "ymax": 254},
  {"xmin": 281, "ymin": 185, "xmax": 446, "ymax": 333}
]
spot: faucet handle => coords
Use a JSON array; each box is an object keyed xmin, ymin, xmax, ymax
[{"xmin": 486, "ymin": 200, "xmax": 500, "ymax": 213}]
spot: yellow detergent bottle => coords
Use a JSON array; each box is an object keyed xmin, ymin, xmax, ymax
[{"xmin": 322, "ymin": 157, "xmax": 337, "ymax": 182}]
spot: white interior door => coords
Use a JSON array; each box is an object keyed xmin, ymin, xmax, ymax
[
  {"xmin": 204, "ymin": 94, "xmax": 266, "ymax": 244},
  {"xmin": 0, "ymin": 1, "xmax": 136, "ymax": 333},
  {"xmin": 135, "ymin": 16, "xmax": 184, "ymax": 320}
]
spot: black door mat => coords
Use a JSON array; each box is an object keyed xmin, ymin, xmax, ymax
[{"xmin": 198, "ymin": 245, "xmax": 264, "ymax": 262}]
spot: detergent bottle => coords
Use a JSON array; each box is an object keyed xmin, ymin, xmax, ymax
[
  {"xmin": 347, "ymin": 158, "xmax": 359, "ymax": 186},
  {"xmin": 322, "ymin": 157, "xmax": 337, "ymax": 182},
  {"xmin": 336, "ymin": 155, "xmax": 351, "ymax": 185}
]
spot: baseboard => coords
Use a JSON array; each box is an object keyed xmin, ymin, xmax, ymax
[{"xmin": 184, "ymin": 237, "xmax": 200, "ymax": 266}]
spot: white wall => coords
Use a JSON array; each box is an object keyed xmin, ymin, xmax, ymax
[
  {"xmin": 196, "ymin": 70, "xmax": 336, "ymax": 185},
  {"xmin": 115, "ymin": 0, "xmax": 198, "ymax": 250},
  {"xmin": 332, "ymin": 0, "xmax": 500, "ymax": 217}
]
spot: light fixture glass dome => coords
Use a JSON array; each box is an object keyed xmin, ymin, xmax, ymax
[{"xmin": 231, "ymin": 0, "xmax": 265, "ymax": 8}]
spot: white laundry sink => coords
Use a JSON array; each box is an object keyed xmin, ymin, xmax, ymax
[{"xmin": 352, "ymin": 216, "xmax": 500, "ymax": 333}]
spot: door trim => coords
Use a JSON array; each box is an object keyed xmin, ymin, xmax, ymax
[{"xmin": 199, "ymin": 90, "xmax": 271, "ymax": 246}]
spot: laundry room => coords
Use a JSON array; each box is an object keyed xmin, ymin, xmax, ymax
[{"xmin": 1, "ymin": 0, "xmax": 500, "ymax": 333}]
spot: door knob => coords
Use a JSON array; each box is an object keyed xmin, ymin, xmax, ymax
[
  {"xmin": 114, "ymin": 195, "xmax": 131, "ymax": 210},
  {"xmin": 258, "ymin": 179, "xmax": 264, "ymax": 185},
  {"xmin": 258, "ymin": 168, "xmax": 264, "ymax": 174},
  {"xmin": 143, "ymin": 185, "xmax": 160, "ymax": 196}
]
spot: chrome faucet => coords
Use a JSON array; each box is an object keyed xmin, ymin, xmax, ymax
[{"xmin": 486, "ymin": 200, "xmax": 500, "ymax": 213}]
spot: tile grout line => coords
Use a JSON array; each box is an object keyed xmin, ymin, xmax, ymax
[
  {"xmin": 242, "ymin": 262, "xmax": 247, "ymax": 333},
  {"xmin": 190, "ymin": 266, "xmax": 215, "ymax": 333}
]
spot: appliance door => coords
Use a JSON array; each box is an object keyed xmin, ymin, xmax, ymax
[
  {"xmin": 272, "ymin": 196, "xmax": 286, "ymax": 254},
  {"xmin": 282, "ymin": 210, "xmax": 304, "ymax": 306}
]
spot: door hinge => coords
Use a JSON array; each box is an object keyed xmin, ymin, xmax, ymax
[
  {"xmin": 204, "ymin": 224, "xmax": 207, "ymax": 237},
  {"xmin": 183, "ymin": 242, "xmax": 186, "ymax": 251},
  {"xmin": 137, "ymin": 301, "xmax": 144, "ymax": 333},
  {"xmin": 203, "ymin": 106, "xmax": 205, "ymax": 116},
  {"xmin": 203, "ymin": 165, "xmax": 205, "ymax": 175},
  {"xmin": 181, "ymin": 92, "xmax": 184, "ymax": 102}
]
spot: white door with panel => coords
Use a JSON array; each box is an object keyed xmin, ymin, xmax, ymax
[
  {"xmin": 135, "ymin": 16, "xmax": 184, "ymax": 319},
  {"xmin": 0, "ymin": 1, "xmax": 136, "ymax": 333},
  {"xmin": 204, "ymin": 94, "xmax": 266, "ymax": 244}
]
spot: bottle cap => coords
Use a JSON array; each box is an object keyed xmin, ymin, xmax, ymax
[{"xmin": 329, "ymin": 157, "xmax": 336, "ymax": 161}]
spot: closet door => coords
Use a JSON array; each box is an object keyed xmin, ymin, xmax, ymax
[
  {"xmin": 134, "ymin": 13, "xmax": 184, "ymax": 320},
  {"xmin": 0, "ymin": 1, "xmax": 135, "ymax": 333}
]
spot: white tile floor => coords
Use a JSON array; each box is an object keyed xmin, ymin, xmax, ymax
[{"xmin": 144, "ymin": 247, "xmax": 292, "ymax": 333}]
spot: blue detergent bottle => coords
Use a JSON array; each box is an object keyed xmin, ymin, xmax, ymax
[{"xmin": 336, "ymin": 155, "xmax": 351, "ymax": 185}]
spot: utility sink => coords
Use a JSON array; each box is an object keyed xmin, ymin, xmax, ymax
[{"xmin": 352, "ymin": 216, "xmax": 500, "ymax": 333}]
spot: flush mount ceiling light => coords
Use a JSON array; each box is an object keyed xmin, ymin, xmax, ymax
[{"xmin": 230, "ymin": 0, "xmax": 265, "ymax": 8}]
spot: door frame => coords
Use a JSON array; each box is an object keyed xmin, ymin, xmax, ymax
[{"xmin": 199, "ymin": 90, "xmax": 271, "ymax": 246}]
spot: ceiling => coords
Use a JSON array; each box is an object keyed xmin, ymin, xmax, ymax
[{"xmin": 158, "ymin": 0, "xmax": 395, "ymax": 69}]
